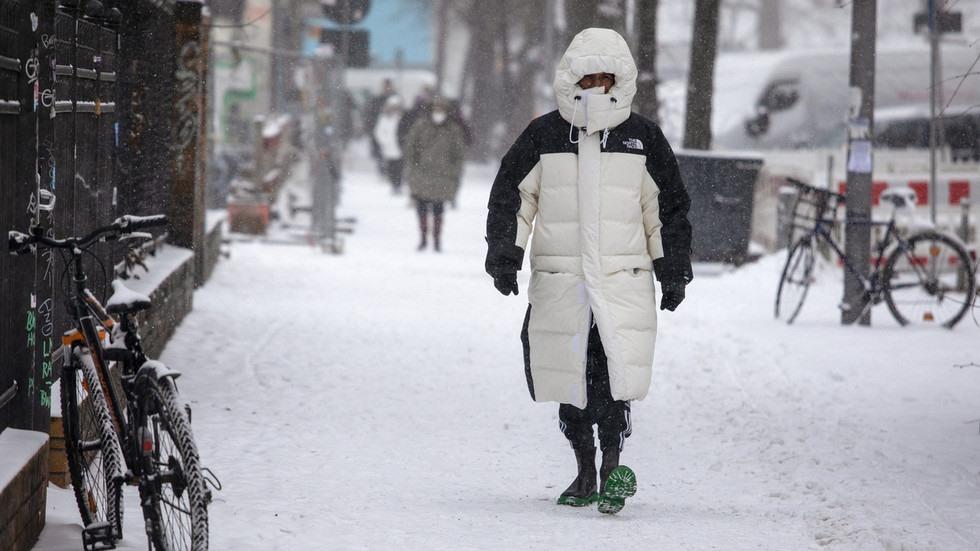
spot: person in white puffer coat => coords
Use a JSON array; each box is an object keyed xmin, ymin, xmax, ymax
[
  {"xmin": 373, "ymin": 96, "xmax": 405, "ymax": 194},
  {"xmin": 485, "ymin": 28, "xmax": 693, "ymax": 514}
]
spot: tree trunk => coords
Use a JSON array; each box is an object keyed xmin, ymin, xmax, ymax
[
  {"xmin": 683, "ymin": 0, "xmax": 721, "ymax": 150},
  {"xmin": 634, "ymin": 0, "xmax": 659, "ymax": 122},
  {"xmin": 510, "ymin": 0, "xmax": 547, "ymax": 138},
  {"xmin": 467, "ymin": 1, "xmax": 499, "ymax": 160},
  {"xmin": 564, "ymin": 0, "xmax": 600, "ymax": 43},
  {"xmin": 564, "ymin": 0, "xmax": 627, "ymax": 40},
  {"xmin": 758, "ymin": 0, "xmax": 783, "ymax": 50},
  {"xmin": 498, "ymin": 0, "xmax": 514, "ymax": 122},
  {"xmin": 434, "ymin": 0, "xmax": 449, "ymax": 93},
  {"xmin": 595, "ymin": 0, "xmax": 627, "ymax": 35}
]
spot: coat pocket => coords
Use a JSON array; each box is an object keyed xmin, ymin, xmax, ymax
[
  {"xmin": 528, "ymin": 270, "xmax": 589, "ymax": 347},
  {"xmin": 605, "ymin": 268, "xmax": 657, "ymax": 328}
]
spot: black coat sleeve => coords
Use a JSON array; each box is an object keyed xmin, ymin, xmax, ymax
[
  {"xmin": 485, "ymin": 122, "xmax": 540, "ymax": 278},
  {"xmin": 646, "ymin": 124, "xmax": 694, "ymax": 285}
]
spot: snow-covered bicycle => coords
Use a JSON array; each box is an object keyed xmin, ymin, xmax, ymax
[
  {"xmin": 9, "ymin": 215, "xmax": 212, "ymax": 551},
  {"xmin": 776, "ymin": 183, "xmax": 976, "ymax": 328}
]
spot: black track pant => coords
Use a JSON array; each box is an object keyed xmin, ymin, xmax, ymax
[{"xmin": 558, "ymin": 322, "xmax": 632, "ymax": 452}]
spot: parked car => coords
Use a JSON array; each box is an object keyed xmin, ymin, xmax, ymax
[
  {"xmin": 712, "ymin": 44, "xmax": 980, "ymax": 151},
  {"xmin": 875, "ymin": 106, "xmax": 979, "ymax": 162}
]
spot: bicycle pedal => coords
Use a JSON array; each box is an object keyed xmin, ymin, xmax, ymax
[
  {"xmin": 124, "ymin": 470, "xmax": 140, "ymax": 486},
  {"xmin": 81, "ymin": 522, "xmax": 117, "ymax": 550}
]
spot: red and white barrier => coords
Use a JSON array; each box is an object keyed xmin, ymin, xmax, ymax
[{"xmin": 837, "ymin": 176, "xmax": 977, "ymax": 207}]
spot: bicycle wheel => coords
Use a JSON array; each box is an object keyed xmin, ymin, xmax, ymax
[
  {"xmin": 137, "ymin": 374, "xmax": 209, "ymax": 551},
  {"xmin": 776, "ymin": 237, "xmax": 815, "ymax": 324},
  {"xmin": 61, "ymin": 348, "xmax": 125, "ymax": 535},
  {"xmin": 883, "ymin": 232, "xmax": 976, "ymax": 328}
]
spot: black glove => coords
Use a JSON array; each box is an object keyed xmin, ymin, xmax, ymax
[
  {"xmin": 660, "ymin": 280, "xmax": 685, "ymax": 311},
  {"xmin": 493, "ymin": 273, "xmax": 519, "ymax": 296}
]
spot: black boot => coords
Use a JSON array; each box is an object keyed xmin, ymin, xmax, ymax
[
  {"xmin": 597, "ymin": 446, "xmax": 636, "ymax": 515},
  {"xmin": 432, "ymin": 212, "xmax": 443, "ymax": 252},
  {"xmin": 599, "ymin": 446, "xmax": 619, "ymax": 494},
  {"xmin": 557, "ymin": 445, "xmax": 598, "ymax": 506}
]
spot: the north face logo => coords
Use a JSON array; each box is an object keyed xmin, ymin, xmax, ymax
[{"xmin": 623, "ymin": 138, "xmax": 644, "ymax": 150}]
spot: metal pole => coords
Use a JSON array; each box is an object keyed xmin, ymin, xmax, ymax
[
  {"xmin": 957, "ymin": 202, "xmax": 969, "ymax": 290},
  {"xmin": 842, "ymin": 0, "xmax": 877, "ymax": 326},
  {"xmin": 929, "ymin": 0, "xmax": 939, "ymax": 224},
  {"xmin": 271, "ymin": 0, "xmax": 287, "ymax": 112},
  {"xmin": 826, "ymin": 154, "xmax": 834, "ymax": 190}
]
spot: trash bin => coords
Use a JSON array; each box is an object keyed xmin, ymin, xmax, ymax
[{"xmin": 675, "ymin": 151, "xmax": 764, "ymax": 265}]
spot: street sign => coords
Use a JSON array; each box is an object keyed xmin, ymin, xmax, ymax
[
  {"xmin": 914, "ymin": 11, "xmax": 962, "ymax": 34},
  {"xmin": 321, "ymin": 0, "xmax": 370, "ymax": 25}
]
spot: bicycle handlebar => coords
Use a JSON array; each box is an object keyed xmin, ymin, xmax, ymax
[
  {"xmin": 8, "ymin": 214, "xmax": 168, "ymax": 255},
  {"xmin": 785, "ymin": 177, "xmax": 846, "ymax": 202},
  {"xmin": 115, "ymin": 214, "xmax": 169, "ymax": 232}
]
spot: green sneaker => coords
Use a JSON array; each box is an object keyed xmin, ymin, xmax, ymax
[
  {"xmin": 597, "ymin": 465, "xmax": 636, "ymax": 515},
  {"xmin": 556, "ymin": 492, "xmax": 598, "ymax": 507}
]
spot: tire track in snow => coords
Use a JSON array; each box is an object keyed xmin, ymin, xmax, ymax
[
  {"xmin": 682, "ymin": 327, "xmax": 868, "ymax": 548},
  {"xmin": 241, "ymin": 318, "xmax": 289, "ymax": 388}
]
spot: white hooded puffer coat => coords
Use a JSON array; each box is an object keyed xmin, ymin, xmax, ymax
[{"xmin": 486, "ymin": 28, "xmax": 692, "ymax": 408}]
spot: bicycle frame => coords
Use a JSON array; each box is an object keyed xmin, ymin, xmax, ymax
[
  {"xmin": 806, "ymin": 215, "xmax": 902, "ymax": 299},
  {"xmin": 61, "ymin": 243, "xmax": 153, "ymax": 483}
]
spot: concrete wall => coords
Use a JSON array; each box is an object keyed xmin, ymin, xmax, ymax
[
  {"xmin": 0, "ymin": 429, "xmax": 49, "ymax": 551},
  {"xmin": 128, "ymin": 246, "xmax": 197, "ymax": 361}
]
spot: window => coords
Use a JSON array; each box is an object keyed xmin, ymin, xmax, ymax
[{"xmin": 759, "ymin": 79, "xmax": 800, "ymax": 112}]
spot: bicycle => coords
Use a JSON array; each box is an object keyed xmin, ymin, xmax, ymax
[
  {"xmin": 9, "ymin": 215, "xmax": 212, "ymax": 551},
  {"xmin": 775, "ymin": 182, "xmax": 977, "ymax": 328},
  {"xmin": 972, "ymin": 257, "xmax": 980, "ymax": 326}
]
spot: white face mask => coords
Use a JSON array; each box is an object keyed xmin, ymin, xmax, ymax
[
  {"xmin": 432, "ymin": 111, "xmax": 447, "ymax": 124},
  {"xmin": 579, "ymin": 86, "xmax": 606, "ymax": 97}
]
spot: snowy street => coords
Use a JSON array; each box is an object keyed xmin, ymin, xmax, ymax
[{"xmin": 39, "ymin": 159, "xmax": 980, "ymax": 551}]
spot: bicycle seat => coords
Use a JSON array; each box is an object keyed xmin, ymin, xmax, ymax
[
  {"xmin": 106, "ymin": 279, "xmax": 152, "ymax": 314},
  {"xmin": 880, "ymin": 187, "xmax": 918, "ymax": 209}
]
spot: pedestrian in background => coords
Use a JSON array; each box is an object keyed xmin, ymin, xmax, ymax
[
  {"xmin": 404, "ymin": 97, "xmax": 467, "ymax": 252},
  {"xmin": 397, "ymin": 85, "xmax": 435, "ymax": 149},
  {"xmin": 373, "ymin": 96, "xmax": 405, "ymax": 194},
  {"xmin": 484, "ymin": 28, "xmax": 693, "ymax": 515},
  {"xmin": 366, "ymin": 78, "xmax": 397, "ymax": 173}
]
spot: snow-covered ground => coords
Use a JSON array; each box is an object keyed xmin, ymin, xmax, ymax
[{"xmin": 38, "ymin": 152, "xmax": 980, "ymax": 550}]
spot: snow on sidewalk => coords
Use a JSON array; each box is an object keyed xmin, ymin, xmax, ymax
[{"xmin": 40, "ymin": 161, "xmax": 980, "ymax": 550}]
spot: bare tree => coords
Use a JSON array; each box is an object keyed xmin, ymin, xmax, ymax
[
  {"xmin": 683, "ymin": 0, "xmax": 721, "ymax": 150},
  {"xmin": 564, "ymin": 0, "xmax": 627, "ymax": 40},
  {"xmin": 565, "ymin": 0, "xmax": 601, "ymax": 43},
  {"xmin": 509, "ymin": 1, "xmax": 549, "ymax": 137},
  {"xmin": 434, "ymin": 0, "xmax": 449, "ymax": 92},
  {"xmin": 595, "ymin": 0, "xmax": 627, "ymax": 34},
  {"xmin": 465, "ymin": 1, "xmax": 500, "ymax": 159},
  {"xmin": 634, "ymin": 0, "xmax": 659, "ymax": 122}
]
